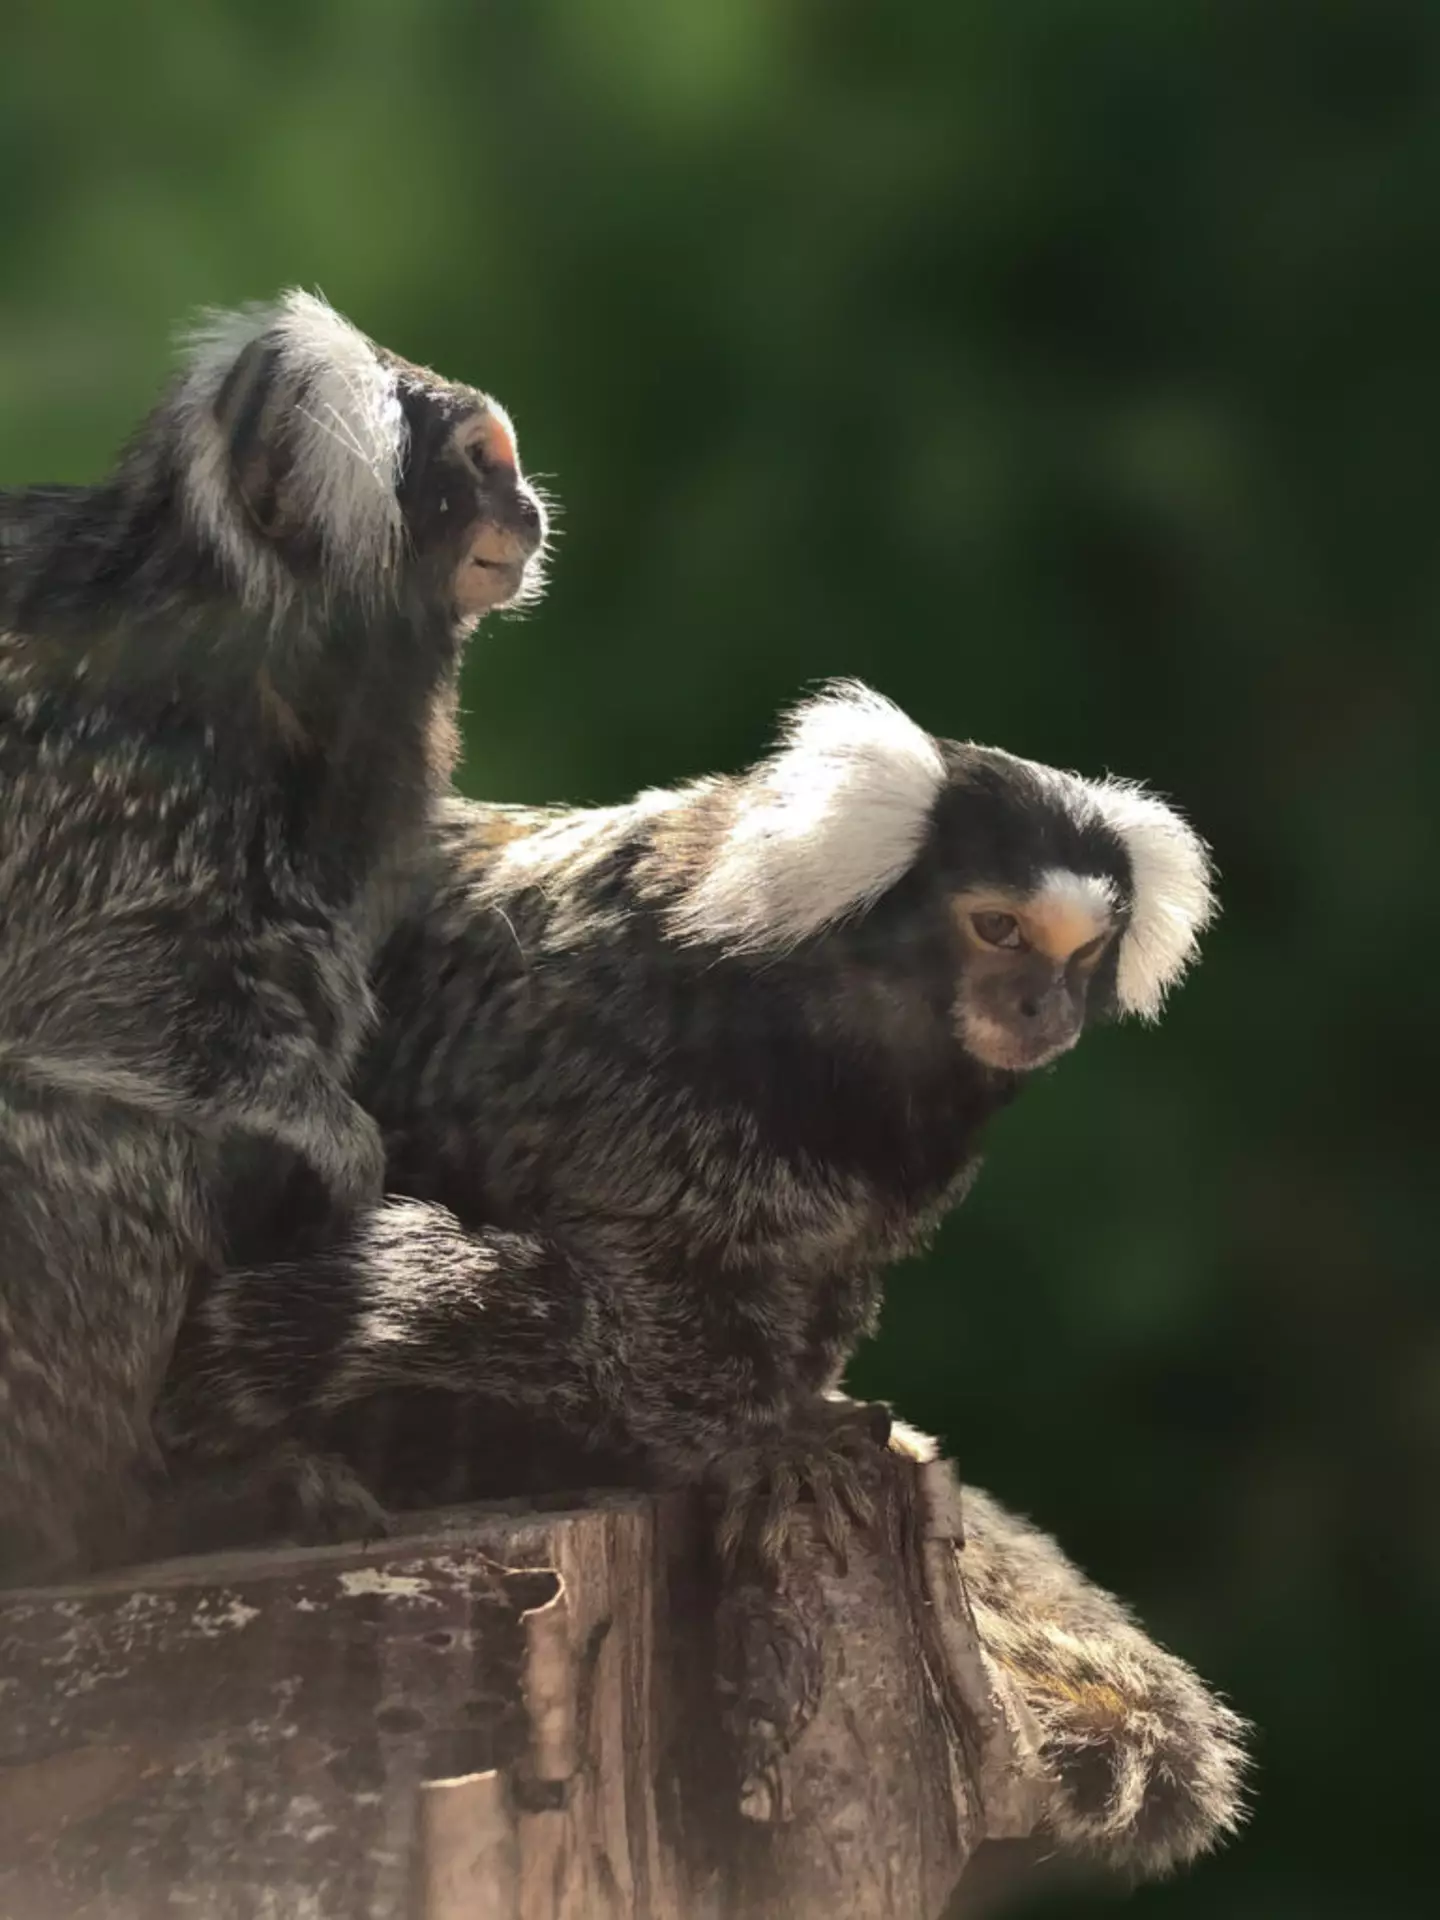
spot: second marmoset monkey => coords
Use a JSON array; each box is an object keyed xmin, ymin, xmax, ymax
[{"xmin": 159, "ymin": 681, "xmax": 1216, "ymax": 1560}]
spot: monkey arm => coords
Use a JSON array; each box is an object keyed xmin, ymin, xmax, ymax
[
  {"xmin": 156, "ymin": 1200, "xmax": 842, "ymax": 1485},
  {"xmin": 156, "ymin": 1198, "xmax": 899, "ymax": 1579}
]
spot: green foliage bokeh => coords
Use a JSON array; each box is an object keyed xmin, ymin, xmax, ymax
[{"xmin": 4, "ymin": 3, "xmax": 1436, "ymax": 1912}]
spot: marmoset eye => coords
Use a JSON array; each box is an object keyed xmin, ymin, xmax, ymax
[
  {"xmin": 971, "ymin": 911, "xmax": 1023, "ymax": 949},
  {"xmin": 1073, "ymin": 932, "xmax": 1110, "ymax": 963}
]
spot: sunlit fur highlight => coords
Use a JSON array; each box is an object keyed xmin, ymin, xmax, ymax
[
  {"xmin": 1077, "ymin": 778, "xmax": 1217, "ymax": 1020},
  {"xmin": 173, "ymin": 290, "xmax": 407, "ymax": 613},
  {"xmin": 666, "ymin": 680, "xmax": 947, "ymax": 954}
]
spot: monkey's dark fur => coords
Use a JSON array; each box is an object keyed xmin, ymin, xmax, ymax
[
  {"xmin": 157, "ymin": 681, "xmax": 1216, "ymax": 1571},
  {"xmin": 0, "ymin": 291, "xmax": 546, "ymax": 1581}
]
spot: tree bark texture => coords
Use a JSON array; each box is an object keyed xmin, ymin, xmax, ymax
[{"xmin": 0, "ymin": 1454, "xmax": 1053, "ymax": 1919}]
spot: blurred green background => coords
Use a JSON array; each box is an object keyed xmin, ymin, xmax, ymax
[{"xmin": 4, "ymin": 2, "xmax": 1436, "ymax": 1913}]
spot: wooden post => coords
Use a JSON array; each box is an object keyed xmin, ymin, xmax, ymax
[{"xmin": 0, "ymin": 1457, "xmax": 1051, "ymax": 1918}]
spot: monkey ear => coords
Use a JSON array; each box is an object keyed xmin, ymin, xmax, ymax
[
  {"xmin": 667, "ymin": 680, "xmax": 947, "ymax": 955},
  {"xmin": 1085, "ymin": 940, "xmax": 1125, "ymax": 1025},
  {"xmin": 1090, "ymin": 783, "xmax": 1217, "ymax": 1021},
  {"xmin": 210, "ymin": 336, "xmax": 299, "ymax": 540},
  {"xmin": 175, "ymin": 292, "xmax": 407, "ymax": 604}
]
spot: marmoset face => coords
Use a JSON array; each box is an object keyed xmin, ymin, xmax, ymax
[
  {"xmin": 952, "ymin": 871, "xmax": 1119, "ymax": 1070},
  {"xmin": 206, "ymin": 312, "xmax": 548, "ymax": 627},
  {"xmin": 932, "ymin": 744, "xmax": 1135, "ymax": 1072},
  {"xmin": 389, "ymin": 369, "xmax": 547, "ymax": 622}
]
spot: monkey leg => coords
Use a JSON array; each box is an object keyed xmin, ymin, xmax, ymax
[
  {"xmin": 0, "ymin": 1092, "xmax": 203, "ymax": 1585},
  {"xmin": 141, "ymin": 1439, "xmax": 397, "ymax": 1561}
]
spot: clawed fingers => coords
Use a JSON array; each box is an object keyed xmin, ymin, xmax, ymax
[{"xmin": 715, "ymin": 1405, "xmax": 891, "ymax": 1577}]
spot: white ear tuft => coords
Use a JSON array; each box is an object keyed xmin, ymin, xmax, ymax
[
  {"xmin": 174, "ymin": 289, "xmax": 406, "ymax": 610},
  {"xmin": 1083, "ymin": 777, "xmax": 1217, "ymax": 1020},
  {"xmin": 266, "ymin": 290, "xmax": 407, "ymax": 581},
  {"xmin": 668, "ymin": 680, "xmax": 946, "ymax": 954}
]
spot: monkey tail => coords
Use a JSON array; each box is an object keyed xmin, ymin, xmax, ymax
[{"xmin": 959, "ymin": 1482, "xmax": 1250, "ymax": 1878}]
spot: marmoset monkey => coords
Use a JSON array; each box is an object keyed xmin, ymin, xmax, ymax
[
  {"xmin": 0, "ymin": 291, "xmax": 546, "ymax": 1580},
  {"xmin": 159, "ymin": 682, "xmax": 1216, "ymax": 1565}
]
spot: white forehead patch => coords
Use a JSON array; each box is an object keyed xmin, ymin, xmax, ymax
[{"xmin": 1032, "ymin": 868, "xmax": 1119, "ymax": 923}]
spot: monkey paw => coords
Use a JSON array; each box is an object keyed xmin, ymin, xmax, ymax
[
  {"xmin": 141, "ymin": 1444, "xmax": 394, "ymax": 1560},
  {"xmin": 715, "ymin": 1396, "xmax": 893, "ymax": 1576},
  {"xmin": 254, "ymin": 1442, "xmax": 396, "ymax": 1548}
]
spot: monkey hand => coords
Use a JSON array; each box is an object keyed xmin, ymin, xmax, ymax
[
  {"xmin": 218, "ymin": 1068, "xmax": 388, "ymax": 1248},
  {"xmin": 268, "ymin": 1076, "xmax": 388, "ymax": 1222},
  {"xmin": 714, "ymin": 1394, "xmax": 894, "ymax": 1577},
  {"xmin": 146, "ymin": 1440, "xmax": 397, "ymax": 1561},
  {"xmin": 255, "ymin": 1441, "xmax": 396, "ymax": 1546}
]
